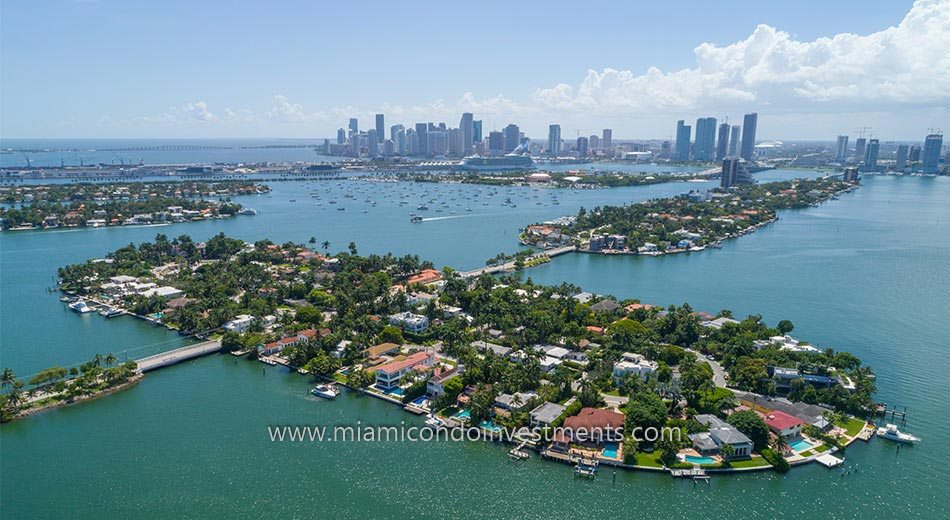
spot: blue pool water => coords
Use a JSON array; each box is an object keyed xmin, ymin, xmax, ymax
[
  {"xmin": 385, "ymin": 387, "xmax": 405, "ymax": 396},
  {"xmin": 790, "ymin": 439, "xmax": 814, "ymax": 451},
  {"xmin": 453, "ymin": 409, "xmax": 471, "ymax": 419},
  {"xmin": 686, "ymin": 455, "xmax": 717, "ymax": 465},
  {"xmin": 602, "ymin": 442, "xmax": 619, "ymax": 458},
  {"xmin": 479, "ymin": 420, "xmax": 501, "ymax": 432},
  {"xmin": 411, "ymin": 396, "xmax": 428, "ymax": 406}
]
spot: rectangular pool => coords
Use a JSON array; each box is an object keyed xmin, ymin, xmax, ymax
[
  {"xmin": 602, "ymin": 442, "xmax": 619, "ymax": 458},
  {"xmin": 789, "ymin": 438, "xmax": 814, "ymax": 451}
]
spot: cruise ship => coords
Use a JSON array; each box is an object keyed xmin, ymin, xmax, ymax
[{"xmin": 459, "ymin": 154, "xmax": 535, "ymax": 171}]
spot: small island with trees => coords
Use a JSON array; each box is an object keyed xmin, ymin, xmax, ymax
[
  {"xmin": 2, "ymin": 232, "xmax": 881, "ymax": 477},
  {"xmin": 521, "ymin": 177, "xmax": 859, "ymax": 255},
  {"xmin": 0, "ymin": 180, "xmax": 268, "ymax": 231}
]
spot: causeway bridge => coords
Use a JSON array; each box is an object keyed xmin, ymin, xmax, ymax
[
  {"xmin": 460, "ymin": 245, "xmax": 576, "ymax": 278},
  {"xmin": 135, "ymin": 339, "xmax": 222, "ymax": 373}
]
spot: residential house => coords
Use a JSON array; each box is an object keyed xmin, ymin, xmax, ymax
[
  {"xmin": 763, "ymin": 410, "xmax": 804, "ymax": 439},
  {"xmin": 529, "ymin": 402, "xmax": 566, "ymax": 428},
  {"xmin": 374, "ymin": 351, "xmax": 435, "ymax": 390},
  {"xmin": 389, "ymin": 311, "xmax": 429, "ymax": 333},
  {"xmin": 612, "ymin": 352, "xmax": 658, "ymax": 385},
  {"xmin": 562, "ymin": 408, "xmax": 625, "ymax": 445},
  {"xmin": 694, "ymin": 414, "xmax": 753, "ymax": 459},
  {"xmin": 223, "ymin": 314, "xmax": 255, "ymax": 333},
  {"xmin": 426, "ymin": 366, "xmax": 460, "ymax": 397},
  {"xmin": 494, "ymin": 391, "xmax": 537, "ymax": 412}
]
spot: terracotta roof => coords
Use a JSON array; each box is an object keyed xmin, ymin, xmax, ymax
[
  {"xmin": 563, "ymin": 407, "xmax": 624, "ymax": 432},
  {"xmin": 375, "ymin": 351, "xmax": 431, "ymax": 375},
  {"xmin": 407, "ymin": 269, "xmax": 442, "ymax": 285}
]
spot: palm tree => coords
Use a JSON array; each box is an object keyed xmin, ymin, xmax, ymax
[
  {"xmin": 322, "ymin": 241, "xmax": 330, "ymax": 252},
  {"xmin": 92, "ymin": 353, "xmax": 103, "ymax": 367},
  {"xmin": 1, "ymin": 368, "xmax": 17, "ymax": 390},
  {"xmin": 771, "ymin": 434, "xmax": 789, "ymax": 455},
  {"xmin": 105, "ymin": 353, "xmax": 117, "ymax": 367},
  {"xmin": 309, "ymin": 236, "xmax": 317, "ymax": 245}
]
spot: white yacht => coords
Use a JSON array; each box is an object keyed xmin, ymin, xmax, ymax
[
  {"xmin": 68, "ymin": 299, "xmax": 94, "ymax": 314},
  {"xmin": 876, "ymin": 423, "xmax": 920, "ymax": 443},
  {"xmin": 311, "ymin": 384, "xmax": 340, "ymax": 399},
  {"xmin": 424, "ymin": 414, "xmax": 447, "ymax": 430}
]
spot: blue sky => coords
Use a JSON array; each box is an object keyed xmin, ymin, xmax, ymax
[{"xmin": 2, "ymin": 0, "xmax": 947, "ymax": 140}]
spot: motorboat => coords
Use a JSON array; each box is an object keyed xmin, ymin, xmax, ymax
[
  {"xmin": 68, "ymin": 299, "xmax": 94, "ymax": 314},
  {"xmin": 876, "ymin": 423, "xmax": 920, "ymax": 443},
  {"xmin": 311, "ymin": 384, "xmax": 340, "ymax": 399}
]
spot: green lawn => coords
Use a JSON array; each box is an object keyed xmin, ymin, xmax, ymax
[
  {"xmin": 836, "ymin": 416, "xmax": 866, "ymax": 437},
  {"xmin": 634, "ymin": 452, "xmax": 664, "ymax": 468},
  {"xmin": 814, "ymin": 444, "xmax": 830, "ymax": 453},
  {"xmin": 800, "ymin": 450, "xmax": 814, "ymax": 457},
  {"xmin": 729, "ymin": 457, "xmax": 772, "ymax": 469}
]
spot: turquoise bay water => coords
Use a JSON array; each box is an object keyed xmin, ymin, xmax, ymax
[{"xmin": 2, "ymin": 173, "xmax": 948, "ymax": 518}]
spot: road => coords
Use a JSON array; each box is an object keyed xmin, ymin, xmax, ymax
[
  {"xmin": 687, "ymin": 348, "xmax": 728, "ymax": 387},
  {"xmin": 459, "ymin": 245, "xmax": 576, "ymax": 278}
]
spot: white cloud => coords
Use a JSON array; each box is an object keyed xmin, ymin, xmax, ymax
[{"xmin": 534, "ymin": 0, "xmax": 950, "ymax": 114}]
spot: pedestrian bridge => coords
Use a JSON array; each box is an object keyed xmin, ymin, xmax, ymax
[{"xmin": 135, "ymin": 340, "xmax": 221, "ymax": 373}]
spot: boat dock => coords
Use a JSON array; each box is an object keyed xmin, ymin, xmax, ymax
[
  {"xmin": 134, "ymin": 340, "xmax": 221, "ymax": 372},
  {"xmin": 815, "ymin": 454, "xmax": 845, "ymax": 468},
  {"xmin": 671, "ymin": 468, "xmax": 707, "ymax": 478},
  {"xmin": 508, "ymin": 441, "xmax": 531, "ymax": 461}
]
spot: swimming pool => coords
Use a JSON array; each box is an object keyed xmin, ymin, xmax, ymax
[
  {"xmin": 602, "ymin": 442, "xmax": 619, "ymax": 458},
  {"xmin": 789, "ymin": 438, "xmax": 814, "ymax": 451},
  {"xmin": 385, "ymin": 387, "xmax": 405, "ymax": 396},
  {"xmin": 453, "ymin": 409, "xmax": 471, "ymax": 419},
  {"xmin": 479, "ymin": 420, "xmax": 501, "ymax": 432},
  {"xmin": 685, "ymin": 455, "xmax": 717, "ymax": 465}
]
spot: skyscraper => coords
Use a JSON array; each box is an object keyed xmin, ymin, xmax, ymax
[
  {"xmin": 895, "ymin": 144, "xmax": 909, "ymax": 170},
  {"xmin": 716, "ymin": 122, "xmax": 730, "ymax": 160},
  {"xmin": 728, "ymin": 126, "xmax": 740, "ymax": 156},
  {"xmin": 374, "ymin": 114, "xmax": 384, "ymax": 143},
  {"xmin": 740, "ymin": 113, "xmax": 757, "ymax": 161},
  {"xmin": 473, "ymin": 120, "xmax": 483, "ymax": 144},
  {"xmin": 548, "ymin": 124, "xmax": 561, "ymax": 156},
  {"xmin": 835, "ymin": 135, "xmax": 849, "ymax": 162},
  {"xmin": 391, "ymin": 124, "xmax": 405, "ymax": 155},
  {"xmin": 503, "ymin": 124, "xmax": 520, "ymax": 152},
  {"xmin": 721, "ymin": 158, "xmax": 740, "ymax": 188},
  {"xmin": 415, "ymin": 123, "xmax": 429, "ymax": 156},
  {"xmin": 602, "ymin": 129, "xmax": 612, "ymax": 150},
  {"xmin": 589, "ymin": 135, "xmax": 600, "ymax": 149},
  {"xmin": 922, "ymin": 133, "xmax": 944, "ymax": 173},
  {"xmin": 337, "ymin": 128, "xmax": 346, "ymax": 145},
  {"xmin": 864, "ymin": 139, "xmax": 880, "ymax": 169},
  {"xmin": 448, "ymin": 128, "xmax": 464, "ymax": 156},
  {"xmin": 367, "ymin": 129, "xmax": 378, "ymax": 157},
  {"xmin": 576, "ymin": 136, "xmax": 589, "ymax": 158},
  {"xmin": 909, "ymin": 145, "xmax": 921, "ymax": 162},
  {"xmin": 674, "ymin": 120, "xmax": 691, "ymax": 161},
  {"xmin": 459, "ymin": 113, "xmax": 474, "ymax": 155},
  {"xmin": 349, "ymin": 118, "xmax": 359, "ymax": 136},
  {"xmin": 694, "ymin": 117, "xmax": 716, "ymax": 161},
  {"xmin": 854, "ymin": 138, "xmax": 866, "ymax": 164},
  {"xmin": 488, "ymin": 131, "xmax": 504, "ymax": 155},
  {"xmin": 349, "ymin": 132, "xmax": 360, "ymax": 157}
]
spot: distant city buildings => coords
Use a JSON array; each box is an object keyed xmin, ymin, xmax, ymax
[
  {"xmin": 835, "ymin": 135, "xmax": 849, "ymax": 162},
  {"xmin": 728, "ymin": 126, "xmax": 740, "ymax": 156},
  {"xmin": 503, "ymin": 124, "xmax": 520, "ymax": 153},
  {"xmin": 602, "ymin": 129, "xmax": 612, "ymax": 150},
  {"xmin": 923, "ymin": 133, "xmax": 943, "ymax": 173},
  {"xmin": 693, "ymin": 117, "xmax": 716, "ymax": 161},
  {"xmin": 374, "ymin": 114, "xmax": 385, "ymax": 144},
  {"xmin": 576, "ymin": 136, "xmax": 589, "ymax": 158},
  {"xmin": 854, "ymin": 138, "xmax": 866, "ymax": 164},
  {"xmin": 895, "ymin": 144, "xmax": 908, "ymax": 169},
  {"xmin": 717, "ymin": 122, "xmax": 730, "ymax": 160},
  {"xmin": 721, "ymin": 157, "xmax": 753, "ymax": 188},
  {"xmin": 863, "ymin": 138, "xmax": 880, "ymax": 170},
  {"xmin": 674, "ymin": 120, "xmax": 691, "ymax": 161},
  {"xmin": 740, "ymin": 113, "xmax": 757, "ymax": 161},
  {"xmin": 548, "ymin": 124, "xmax": 561, "ymax": 156}
]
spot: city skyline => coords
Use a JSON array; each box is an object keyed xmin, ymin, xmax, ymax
[{"xmin": 1, "ymin": 0, "xmax": 948, "ymax": 140}]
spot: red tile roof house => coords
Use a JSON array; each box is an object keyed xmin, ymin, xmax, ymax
[
  {"xmin": 373, "ymin": 351, "xmax": 435, "ymax": 390},
  {"xmin": 260, "ymin": 329, "xmax": 322, "ymax": 356},
  {"xmin": 763, "ymin": 410, "xmax": 805, "ymax": 439},
  {"xmin": 407, "ymin": 269, "xmax": 442, "ymax": 286},
  {"xmin": 562, "ymin": 408, "xmax": 625, "ymax": 446}
]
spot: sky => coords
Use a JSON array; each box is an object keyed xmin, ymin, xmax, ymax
[{"xmin": 1, "ymin": 0, "xmax": 947, "ymax": 141}]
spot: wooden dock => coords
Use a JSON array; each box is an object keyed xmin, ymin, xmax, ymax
[
  {"xmin": 134, "ymin": 340, "xmax": 221, "ymax": 372},
  {"xmin": 671, "ymin": 468, "xmax": 707, "ymax": 478}
]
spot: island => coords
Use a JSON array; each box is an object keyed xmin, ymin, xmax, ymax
[
  {"xmin": 2, "ymin": 233, "xmax": 878, "ymax": 476},
  {"xmin": 0, "ymin": 181, "xmax": 268, "ymax": 230},
  {"xmin": 521, "ymin": 177, "xmax": 858, "ymax": 254}
]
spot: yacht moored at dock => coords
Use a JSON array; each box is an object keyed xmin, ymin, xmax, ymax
[
  {"xmin": 876, "ymin": 423, "xmax": 920, "ymax": 443},
  {"xmin": 311, "ymin": 384, "xmax": 340, "ymax": 399},
  {"xmin": 68, "ymin": 299, "xmax": 94, "ymax": 313}
]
